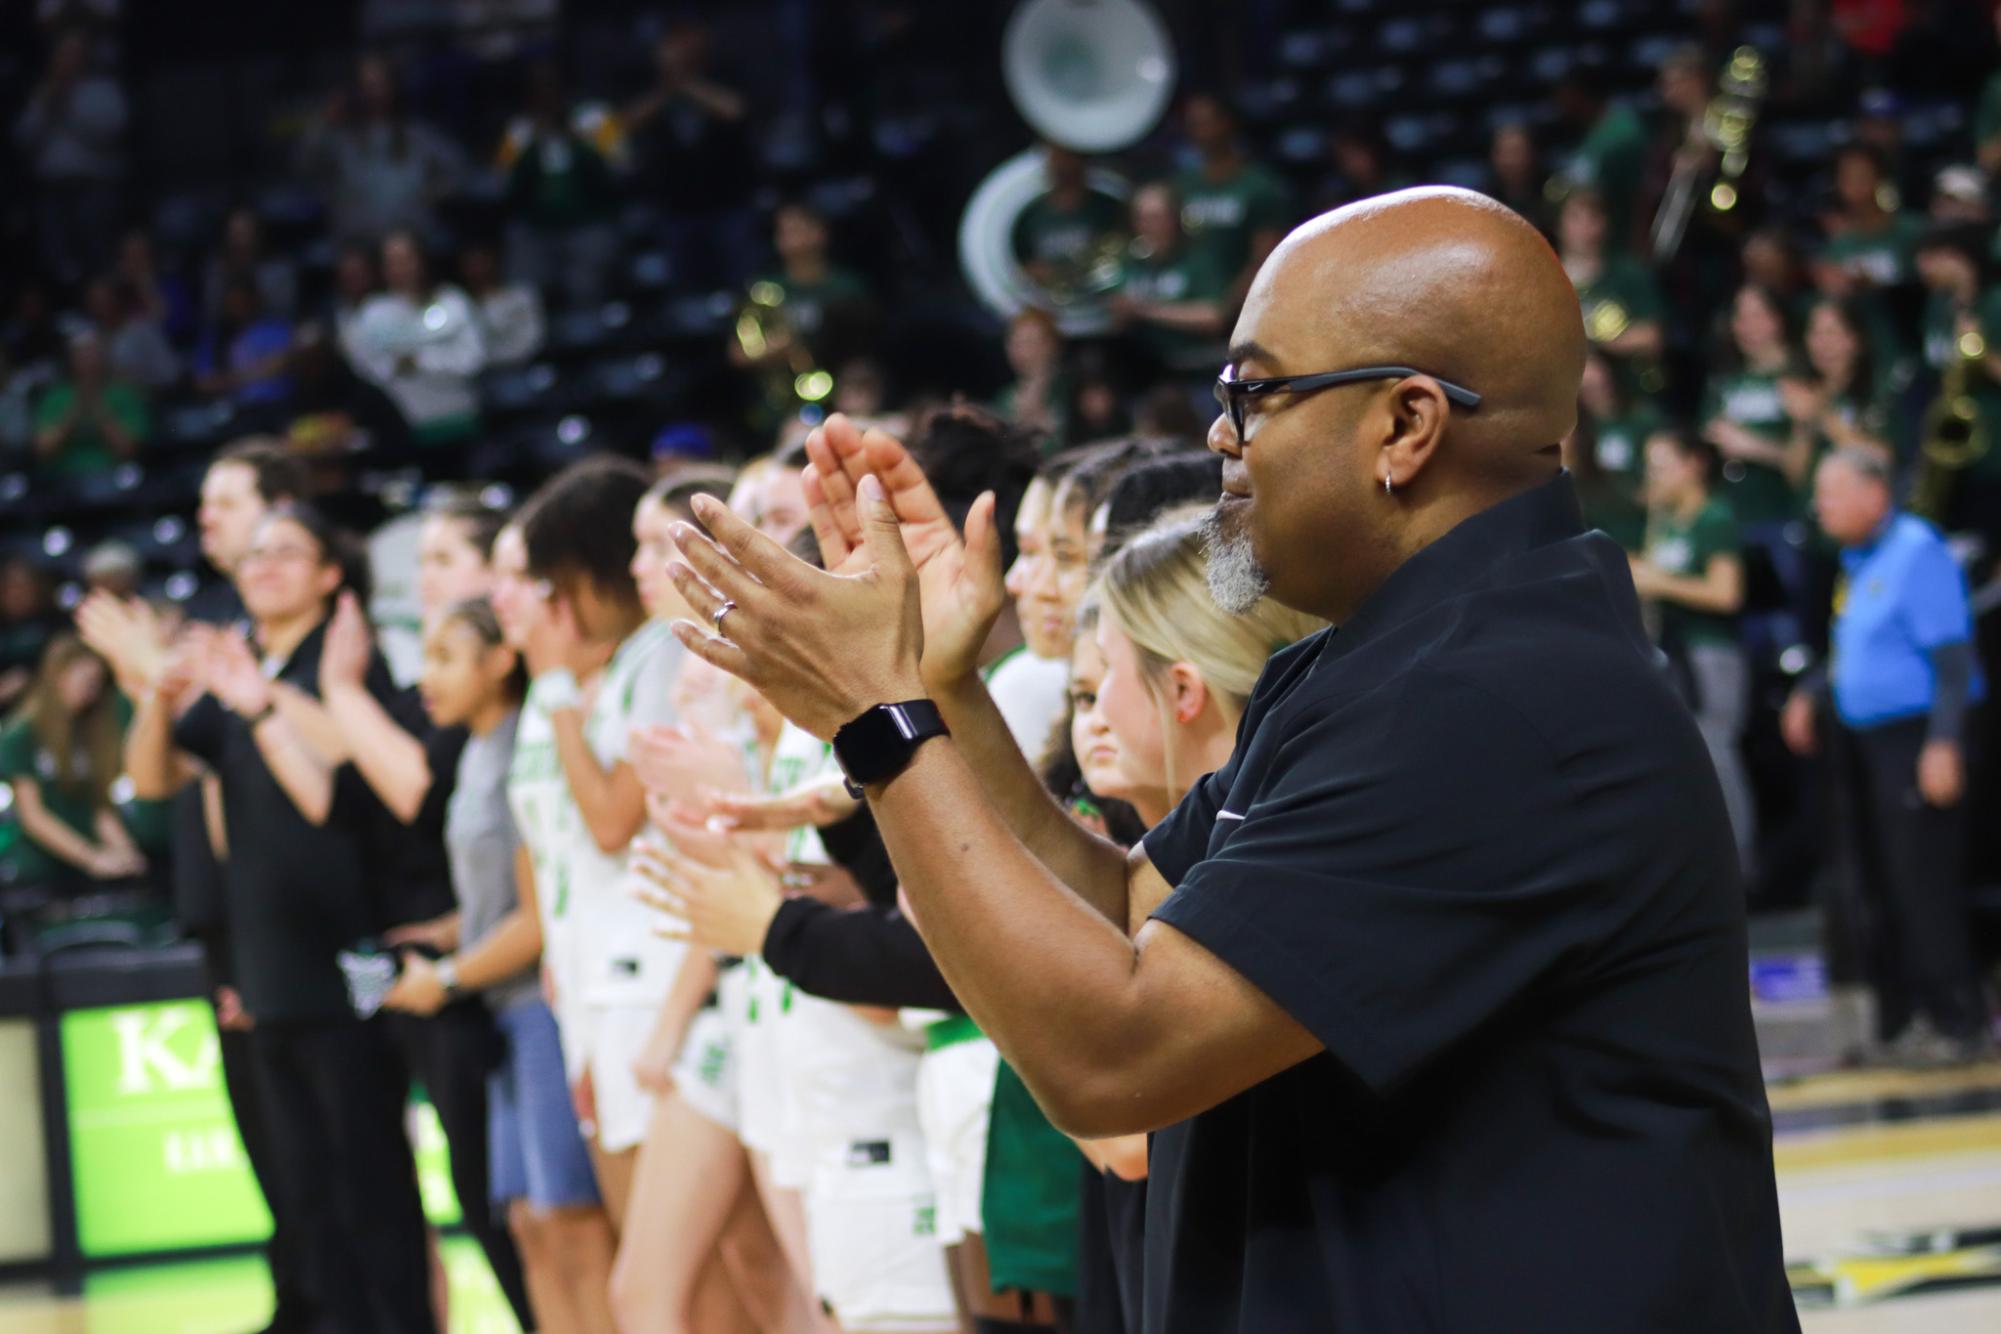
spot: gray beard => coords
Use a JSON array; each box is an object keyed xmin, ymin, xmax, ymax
[{"xmin": 1199, "ymin": 503, "xmax": 1270, "ymax": 615}]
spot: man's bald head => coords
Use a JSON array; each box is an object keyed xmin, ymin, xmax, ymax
[
  {"xmin": 1252, "ymin": 187, "xmax": 1585, "ymax": 482},
  {"xmin": 1204, "ymin": 189, "xmax": 1587, "ymax": 623}
]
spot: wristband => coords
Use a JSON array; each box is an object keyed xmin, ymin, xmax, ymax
[
  {"xmin": 534, "ymin": 668, "xmax": 581, "ymax": 711},
  {"xmin": 435, "ymin": 955, "xmax": 461, "ymax": 997},
  {"xmin": 245, "ymin": 702, "xmax": 276, "ymax": 727}
]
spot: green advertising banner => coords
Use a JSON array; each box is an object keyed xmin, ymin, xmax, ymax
[{"xmin": 61, "ymin": 1001, "xmax": 462, "ymax": 1259}]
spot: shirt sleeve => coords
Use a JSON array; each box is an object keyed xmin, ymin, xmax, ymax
[
  {"xmin": 0, "ymin": 720, "xmax": 33, "ymax": 781},
  {"xmin": 608, "ymin": 636, "xmax": 682, "ymax": 765},
  {"xmin": 1148, "ymin": 667, "xmax": 1618, "ymax": 1097},
  {"xmin": 760, "ymin": 898, "xmax": 962, "ymax": 1011},
  {"xmin": 1139, "ymin": 749, "xmax": 1234, "ymax": 886},
  {"xmin": 1901, "ymin": 537, "xmax": 1975, "ymax": 651}
]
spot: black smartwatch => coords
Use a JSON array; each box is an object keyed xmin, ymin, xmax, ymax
[{"xmin": 833, "ymin": 700, "xmax": 949, "ymax": 798}]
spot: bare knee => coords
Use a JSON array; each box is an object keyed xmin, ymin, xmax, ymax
[
  {"xmin": 539, "ymin": 1204, "xmax": 616, "ymax": 1273},
  {"xmin": 506, "ymin": 1199, "xmax": 548, "ymax": 1265}
]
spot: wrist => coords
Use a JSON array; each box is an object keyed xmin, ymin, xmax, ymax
[
  {"xmin": 242, "ymin": 699, "xmax": 276, "ymax": 726},
  {"xmin": 435, "ymin": 955, "xmax": 461, "ymax": 996},
  {"xmin": 533, "ymin": 668, "xmax": 582, "ymax": 711}
]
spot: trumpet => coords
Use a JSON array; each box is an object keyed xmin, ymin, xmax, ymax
[
  {"xmin": 1583, "ymin": 297, "xmax": 1667, "ymax": 393},
  {"xmin": 1911, "ymin": 325, "xmax": 1991, "ymax": 522},
  {"xmin": 1652, "ymin": 46, "xmax": 1766, "ymax": 264},
  {"xmin": 734, "ymin": 280, "xmax": 834, "ymax": 415}
]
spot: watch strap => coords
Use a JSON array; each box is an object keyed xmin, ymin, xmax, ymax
[{"xmin": 533, "ymin": 668, "xmax": 581, "ymax": 711}]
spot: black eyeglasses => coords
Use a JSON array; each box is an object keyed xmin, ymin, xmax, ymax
[{"xmin": 1213, "ymin": 364, "xmax": 1483, "ymax": 441}]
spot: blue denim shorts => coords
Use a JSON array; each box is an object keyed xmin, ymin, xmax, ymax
[{"xmin": 489, "ymin": 996, "xmax": 601, "ymax": 1209}]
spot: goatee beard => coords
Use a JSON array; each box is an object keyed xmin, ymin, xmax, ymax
[{"xmin": 1199, "ymin": 502, "xmax": 1271, "ymax": 615}]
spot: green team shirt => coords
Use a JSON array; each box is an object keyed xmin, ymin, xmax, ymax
[
  {"xmin": 1702, "ymin": 368, "xmax": 1800, "ymax": 524},
  {"xmin": 1823, "ymin": 214, "xmax": 1926, "ymax": 290},
  {"xmin": 1174, "ymin": 159, "xmax": 1292, "ymax": 281},
  {"xmin": 1646, "ymin": 497, "xmax": 1741, "ymax": 649},
  {"xmin": 0, "ymin": 702, "xmax": 163, "ymax": 884},
  {"xmin": 1115, "ymin": 244, "xmax": 1229, "ymax": 369},
  {"xmin": 753, "ymin": 267, "xmax": 873, "ymax": 339},
  {"xmin": 1011, "ymin": 189, "xmax": 1128, "ymax": 275},
  {"xmin": 33, "ymin": 382, "xmax": 149, "ymax": 478},
  {"xmin": 1569, "ymin": 104, "xmax": 1649, "ymax": 250}
]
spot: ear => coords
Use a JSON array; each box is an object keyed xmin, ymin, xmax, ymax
[
  {"xmin": 1165, "ymin": 661, "xmax": 1209, "ymax": 726},
  {"xmin": 1380, "ymin": 378, "xmax": 1452, "ymax": 492}
]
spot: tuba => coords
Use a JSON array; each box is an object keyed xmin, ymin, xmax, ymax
[
  {"xmin": 1652, "ymin": 47, "xmax": 1766, "ymax": 264},
  {"xmin": 960, "ymin": 0, "xmax": 1176, "ymax": 336},
  {"xmin": 1911, "ymin": 325, "xmax": 1991, "ymax": 522}
]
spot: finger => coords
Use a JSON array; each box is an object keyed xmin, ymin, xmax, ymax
[
  {"xmin": 651, "ymin": 923, "xmax": 692, "ymax": 943},
  {"xmin": 964, "ymin": 490, "xmax": 1003, "ymax": 586},
  {"xmin": 632, "ymin": 880, "xmax": 690, "ymax": 918},
  {"xmin": 686, "ymin": 494, "xmax": 806, "ymax": 592},
  {"xmin": 856, "ymin": 474, "xmax": 917, "ymax": 581},
  {"xmin": 861, "ymin": 426, "xmax": 952, "ymax": 527},
  {"xmin": 668, "ymin": 620, "xmax": 759, "ymax": 688},
  {"xmin": 666, "ymin": 552, "xmax": 741, "ymax": 625},
  {"xmin": 671, "ymin": 524, "xmax": 766, "ymax": 611},
  {"xmin": 801, "ymin": 466, "xmax": 855, "ymax": 568},
  {"xmin": 805, "ymin": 426, "xmax": 866, "ymax": 550}
]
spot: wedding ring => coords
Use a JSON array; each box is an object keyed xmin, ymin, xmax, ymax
[{"xmin": 713, "ymin": 599, "xmax": 737, "ymax": 635}]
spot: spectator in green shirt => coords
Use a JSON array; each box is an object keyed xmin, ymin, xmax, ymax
[
  {"xmin": 501, "ymin": 63, "xmax": 621, "ymax": 309},
  {"xmin": 1703, "ymin": 283, "xmax": 1815, "ymax": 525},
  {"xmin": 1484, "ymin": 122, "xmax": 1552, "ymax": 236},
  {"xmin": 728, "ymin": 201, "xmax": 878, "ymax": 416},
  {"xmin": 1802, "ymin": 296, "xmax": 1895, "ymax": 467},
  {"xmin": 1012, "ymin": 142, "xmax": 1130, "ymax": 303},
  {"xmin": 1173, "ymin": 93, "xmax": 1292, "ymax": 304},
  {"xmin": 1630, "ymin": 429, "xmax": 1753, "ymax": 869},
  {"xmin": 1107, "ymin": 183, "xmax": 1230, "ymax": 376},
  {"xmin": 1560, "ymin": 187, "xmax": 1666, "ymax": 395},
  {"xmin": 1817, "ymin": 143, "xmax": 1926, "ymax": 293},
  {"xmin": 0, "ymin": 634, "xmax": 150, "ymax": 890},
  {"xmin": 1555, "ymin": 67, "xmax": 1649, "ymax": 252},
  {"xmin": 1576, "ymin": 347, "xmax": 1661, "ymax": 549},
  {"xmin": 994, "ymin": 306, "xmax": 1071, "ymax": 451},
  {"xmin": 33, "ymin": 331, "xmax": 149, "ymax": 478}
]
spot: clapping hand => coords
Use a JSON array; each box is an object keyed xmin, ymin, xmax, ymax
[{"xmin": 319, "ymin": 590, "xmax": 372, "ymax": 694}]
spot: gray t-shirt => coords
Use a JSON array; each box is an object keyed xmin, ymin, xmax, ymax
[{"xmin": 447, "ymin": 710, "xmax": 537, "ymax": 1010}]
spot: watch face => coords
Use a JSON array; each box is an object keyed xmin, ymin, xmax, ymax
[{"xmin": 834, "ymin": 701, "xmax": 947, "ymax": 788}]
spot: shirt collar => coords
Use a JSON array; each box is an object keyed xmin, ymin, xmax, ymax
[
  {"xmin": 1325, "ymin": 470, "xmax": 1586, "ymax": 658},
  {"xmin": 1840, "ymin": 509, "xmax": 1900, "ymax": 569}
]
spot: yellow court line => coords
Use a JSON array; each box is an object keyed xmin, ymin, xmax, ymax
[
  {"xmin": 1774, "ymin": 1112, "xmax": 2001, "ymax": 1172},
  {"xmin": 1767, "ymin": 1064, "xmax": 2001, "ymax": 1113}
]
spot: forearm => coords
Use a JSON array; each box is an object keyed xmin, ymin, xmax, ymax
[
  {"xmin": 550, "ymin": 708, "xmax": 643, "ymax": 852},
  {"xmin": 95, "ymin": 807, "xmax": 139, "ymax": 855},
  {"xmin": 1927, "ymin": 640, "xmax": 1975, "ymax": 743},
  {"xmin": 760, "ymin": 896, "xmax": 961, "ymax": 1010},
  {"xmin": 13, "ymin": 786, "xmax": 106, "ymax": 872},
  {"xmin": 323, "ymin": 682, "xmax": 431, "ymax": 822},
  {"xmin": 273, "ymin": 684, "xmax": 351, "ymax": 764},
  {"xmin": 869, "ymin": 739, "xmax": 1144, "ymax": 1099},
  {"xmin": 125, "ymin": 693, "xmax": 187, "ymax": 798},
  {"xmin": 646, "ymin": 949, "xmax": 718, "ymax": 1053},
  {"xmin": 250, "ymin": 714, "xmax": 334, "ymax": 825},
  {"xmin": 932, "ymin": 673, "xmax": 1129, "ymax": 923},
  {"xmin": 1647, "ymin": 568, "xmax": 1742, "ymax": 614},
  {"xmin": 455, "ymin": 909, "xmax": 541, "ymax": 991}
]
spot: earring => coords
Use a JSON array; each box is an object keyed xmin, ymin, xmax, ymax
[{"xmin": 1383, "ymin": 473, "xmax": 1394, "ymax": 497}]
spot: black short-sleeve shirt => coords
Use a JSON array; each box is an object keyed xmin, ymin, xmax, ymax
[
  {"xmin": 174, "ymin": 621, "xmax": 402, "ymax": 1023},
  {"xmin": 1140, "ymin": 475, "xmax": 1797, "ymax": 1333}
]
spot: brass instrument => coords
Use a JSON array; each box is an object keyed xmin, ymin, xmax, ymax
[
  {"xmin": 961, "ymin": 0, "xmax": 1175, "ymax": 336},
  {"xmin": 1652, "ymin": 46, "xmax": 1766, "ymax": 264},
  {"xmin": 1912, "ymin": 325, "xmax": 1991, "ymax": 522},
  {"xmin": 1583, "ymin": 296, "xmax": 1666, "ymax": 393},
  {"xmin": 734, "ymin": 280, "xmax": 833, "ymax": 417}
]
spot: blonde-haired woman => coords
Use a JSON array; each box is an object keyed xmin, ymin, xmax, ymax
[{"xmin": 1065, "ymin": 509, "xmax": 1323, "ymax": 1331}]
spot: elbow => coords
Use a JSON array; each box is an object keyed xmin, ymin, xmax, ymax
[
  {"xmin": 1097, "ymin": 1136, "xmax": 1151, "ymax": 1182},
  {"xmin": 1035, "ymin": 1061, "xmax": 1160, "ymax": 1140}
]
